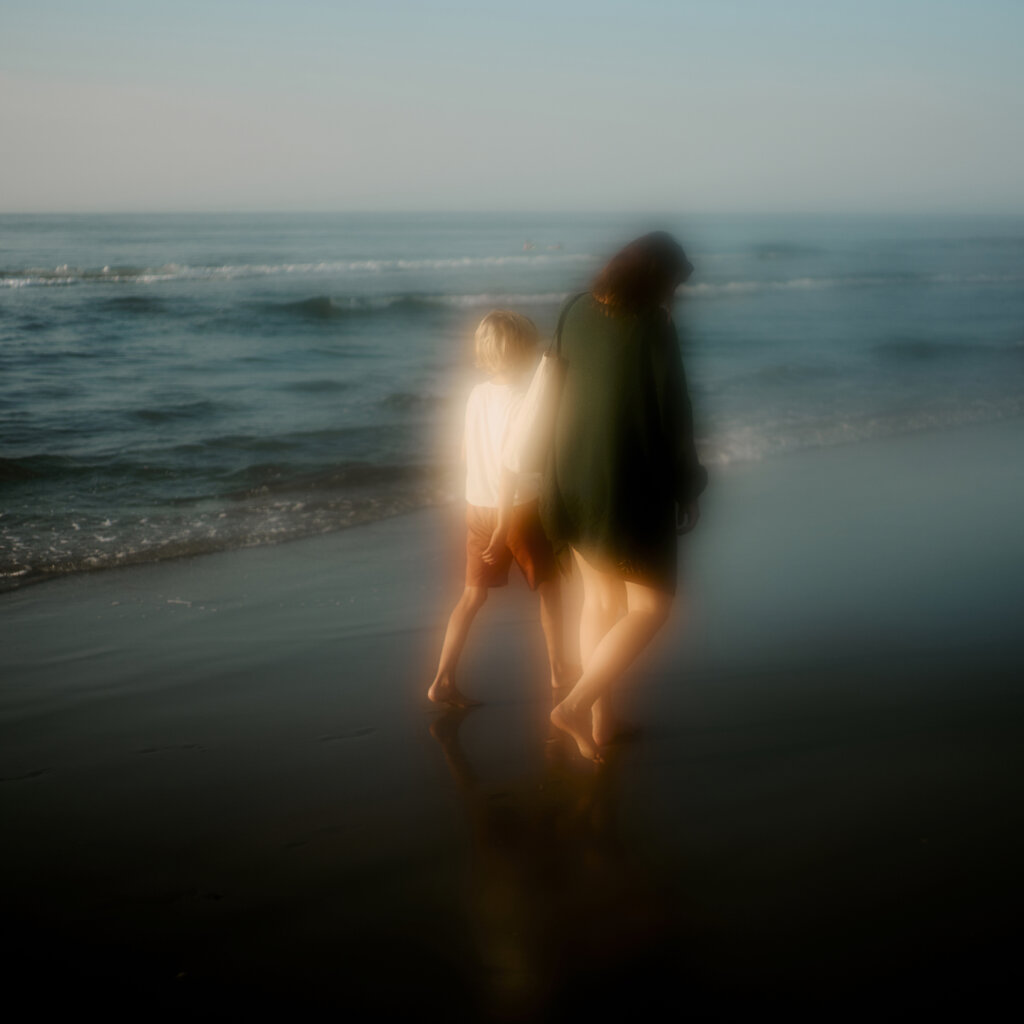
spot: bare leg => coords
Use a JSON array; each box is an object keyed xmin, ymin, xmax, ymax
[
  {"xmin": 428, "ymin": 586, "xmax": 488, "ymax": 707},
  {"xmin": 573, "ymin": 551, "xmax": 626, "ymax": 746},
  {"xmin": 537, "ymin": 577, "xmax": 579, "ymax": 689},
  {"xmin": 550, "ymin": 549, "xmax": 671, "ymax": 761},
  {"xmin": 577, "ymin": 559, "xmax": 624, "ymax": 668}
]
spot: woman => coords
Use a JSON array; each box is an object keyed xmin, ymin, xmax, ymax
[{"xmin": 544, "ymin": 231, "xmax": 707, "ymax": 762}]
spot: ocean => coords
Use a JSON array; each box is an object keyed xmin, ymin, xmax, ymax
[{"xmin": 2, "ymin": 212, "xmax": 1022, "ymax": 590}]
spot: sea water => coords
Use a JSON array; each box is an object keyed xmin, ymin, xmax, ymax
[{"xmin": 2, "ymin": 212, "xmax": 1022, "ymax": 589}]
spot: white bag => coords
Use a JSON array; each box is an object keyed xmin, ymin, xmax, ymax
[
  {"xmin": 502, "ymin": 350, "xmax": 565, "ymax": 474},
  {"xmin": 502, "ymin": 293, "xmax": 584, "ymax": 475}
]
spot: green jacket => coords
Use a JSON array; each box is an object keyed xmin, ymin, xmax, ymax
[{"xmin": 541, "ymin": 291, "xmax": 707, "ymax": 592}]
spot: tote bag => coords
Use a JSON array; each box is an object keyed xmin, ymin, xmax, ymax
[
  {"xmin": 502, "ymin": 350, "xmax": 564, "ymax": 474},
  {"xmin": 502, "ymin": 293, "xmax": 584, "ymax": 474}
]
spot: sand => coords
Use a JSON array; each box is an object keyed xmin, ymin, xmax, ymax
[{"xmin": 2, "ymin": 418, "xmax": 1023, "ymax": 1016}]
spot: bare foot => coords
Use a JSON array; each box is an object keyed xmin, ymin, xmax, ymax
[
  {"xmin": 551, "ymin": 662, "xmax": 582, "ymax": 691},
  {"xmin": 550, "ymin": 701, "xmax": 603, "ymax": 763},
  {"xmin": 427, "ymin": 675, "xmax": 480, "ymax": 709}
]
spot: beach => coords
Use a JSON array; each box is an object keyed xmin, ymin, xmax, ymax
[
  {"xmin": 3, "ymin": 416, "xmax": 1022, "ymax": 1017},
  {"xmin": 4, "ymin": 0, "xmax": 1024, "ymax": 1008}
]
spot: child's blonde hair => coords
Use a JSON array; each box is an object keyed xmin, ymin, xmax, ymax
[{"xmin": 474, "ymin": 310, "xmax": 539, "ymax": 374}]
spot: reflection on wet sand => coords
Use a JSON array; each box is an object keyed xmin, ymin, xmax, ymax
[{"xmin": 429, "ymin": 700, "xmax": 679, "ymax": 1020}]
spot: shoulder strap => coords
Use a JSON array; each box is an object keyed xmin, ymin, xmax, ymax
[{"xmin": 550, "ymin": 291, "xmax": 587, "ymax": 356}]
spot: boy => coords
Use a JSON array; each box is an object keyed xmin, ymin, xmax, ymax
[{"xmin": 427, "ymin": 310, "xmax": 571, "ymax": 708}]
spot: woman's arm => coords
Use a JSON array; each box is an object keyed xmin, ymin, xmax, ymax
[{"xmin": 651, "ymin": 313, "xmax": 707, "ymax": 529}]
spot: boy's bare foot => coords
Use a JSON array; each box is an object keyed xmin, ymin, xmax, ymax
[
  {"xmin": 551, "ymin": 662, "xmax": 582, "ymax": 691},
  {"xmin": 428, "ymin": 675, "xmax": 480, "ymax": 709},
  {"xmin": 550, "ymin": 701, "xmax": 603, "ymax": 763}
]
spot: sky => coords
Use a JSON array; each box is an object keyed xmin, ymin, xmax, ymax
[{"xmin": 1, "ymin": 0, "xmax": 1022, "ymax": 213}]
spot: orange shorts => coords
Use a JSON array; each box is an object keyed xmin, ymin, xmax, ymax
[{"xmin": 465, "ymin": 500, "xmax": 556, "ymax": 591}]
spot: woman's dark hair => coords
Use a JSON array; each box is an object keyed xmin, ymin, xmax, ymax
[{"xmin": 591, "ymin": 231, "xmax": 694, "ymax": 312}]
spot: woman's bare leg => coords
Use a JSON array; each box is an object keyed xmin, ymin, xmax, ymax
[
  {"xmin": 576, "ymin": 549, "xmax": 625, "ymax": 667},
  {"xmin": 573, "ymin": 549, "xmax": 626, "ymax": 745},
  {"xmin": 551, "ymin": 549, "xmax": 671, "ymax": 760},
  {"xmin": 537, "ymin": 577, "xmax": 578, "ymax": 689},
  {"xmin": 428, "ymin": 586, "xmax": 488, "ymax": 707}
]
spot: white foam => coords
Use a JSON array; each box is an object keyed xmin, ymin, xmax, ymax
[
  {"xmin": 687, "ymin": 276, "xmax": 879, "ymax": 298},
  {"xmin": 703, "ymin": 397, "xmax": 1024, "ymax": 465},
  {"xmin": 428, "ymin": 291, "xmax": 572, "ymax": 308},
  {"xmin": 0, "ymin": 252, "xmax": 597, "ymax": 288}
]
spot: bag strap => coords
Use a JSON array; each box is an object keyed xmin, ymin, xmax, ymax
[{"xmin": 549, "ymin": 291, "xmax": 587, "ymax": 356}]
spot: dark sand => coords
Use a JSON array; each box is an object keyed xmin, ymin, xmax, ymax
[{"xmin": 2, "ymin": 419, "xmax": 1023, "ymax": 1018}]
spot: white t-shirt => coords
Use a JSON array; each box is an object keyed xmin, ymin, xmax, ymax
[{"xmin": 464, "ymin": 379, "xmax": 541, "ymax": 508}]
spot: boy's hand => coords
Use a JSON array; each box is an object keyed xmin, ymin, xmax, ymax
[
  {"xmin": 482, "ymin": 524, "xmax": 509, "ymax": 564},
  {"xmin": 484, "ymin": 468, "xmax": 517, "ymax": 563}
]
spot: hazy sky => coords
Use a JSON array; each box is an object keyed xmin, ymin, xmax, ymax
[{"xmin": 2, "ymin": 0, "xmax": 1022, "ymax": 213}]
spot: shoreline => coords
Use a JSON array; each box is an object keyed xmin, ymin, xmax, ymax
[{"xmin": 4, "ymin": 407, "xmax": 1022, "ymax": 598}]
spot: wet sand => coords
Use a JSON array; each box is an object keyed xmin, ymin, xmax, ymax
[{"xmin": 2, "ymin": 419, "xmax": 1023, "ymax": 1017}]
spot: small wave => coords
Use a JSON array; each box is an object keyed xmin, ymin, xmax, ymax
[
  {"xmin": 0, "ymin": 453, "xmax": 78, "ymax": 482},
  {"xmin": 170, "ymin": 424, "xmax": 406, "ymax": 458},
  {"xmin": 262, "ymin": 291, "xmax": 569, "ymax": 320},
  {"xmin": 280, "ymin": 378, "xmax": 351, "ymax": 393},
  {"xmin": 425, "ymin": 291, "xmax": 571, "ymax": 308},
  {"xmin": 750, "ymin": 243, "xmax": 825, "ymax": 260},
  {"xmin": 278, "ymin": 295, "xmax": 350, "ymax": 320},
  {"xmin": 704, "ymin": 396, "xmax": 1024, "ymax": 466},
  {"xmin": 381, "ymin": 392, "xmax": 448, "ymax": 411},
  {"xmin": 686, "ymin": 273, "xmax": 931, "ymax": 298},
  {"xmin": 0, "ymin": 452, "xmax": 182, "ymax": 483},
  {"xmin": 0, "ymin": 253, "xmax": 595, "ymax": 288},
  {"xmin": 16, "ymin": 317, "xmax": 51, "ymax": 332},
  {"xmin": 937, "ymin": 272, "xmax": 1024, "ymax": 285},
  {"xmin": 872, "ymin": 336, "xmax": 1024, "ymax": 362},
  {"xmin": 7, "ymin": 342, "xmax": 110, "ymax": 363},
  {"xmin": 99, "ymin": 295, "xmax": 169, "ymax": 315},
  {"xmin": 223, "ymin": 459, "xmax": 438, "ymax": 498},
  {"xmin": 873, "ymin": 337, "xmax": 975, "ymax": 361},
  {"xmin": 925, "ymin": 236, "xmax": 1024, "ymax": 251},
  {"xmin": 131, "ymin": 399, "xmax": 220, "ymax": 424},
  {"xmin": 22, "ymin": 383, "xmax": 78, "ymax": 400},
  {"xmin": 715, "ymin": 362, "xmax": 846, "ymax": 392},
  {"xmin": 255, "ymin": 294, "xmax": 430, "ymax": 321},
  {"xmin": 257, "ymin": 294, "xmax": 414, "ymax": 321}
]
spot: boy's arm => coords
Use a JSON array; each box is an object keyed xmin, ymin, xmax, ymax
[{"xmin": 481, "ymin": 467, "xmax": 517, "ymax": 565}]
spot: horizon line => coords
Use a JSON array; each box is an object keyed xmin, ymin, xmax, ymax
[{"xmin": 3, "ymin": 208, "xmax": 1024, "ymax": 218}]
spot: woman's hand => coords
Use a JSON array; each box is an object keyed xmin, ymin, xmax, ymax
[{"xmin": 676, "ymin": 499, "xmax": 700, "ymax": 535}]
